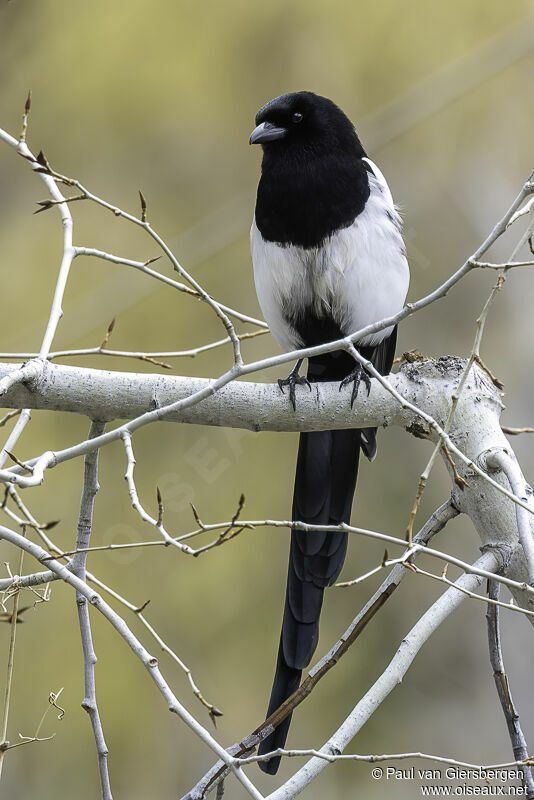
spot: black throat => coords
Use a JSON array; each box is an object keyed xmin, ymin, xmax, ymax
[{"xmin": 255, "ymin": 152, "xmax": 371, "ymax": 250}]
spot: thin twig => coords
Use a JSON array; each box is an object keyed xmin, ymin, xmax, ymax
[
  {"xmin": 0, "ymin": 330, "xmax": 268, "ymax": 365},
  {"xmin": 484, "ymin": 448, "xmax": 534, "ymax": 586},
  {"xmin": 73, "ymin": 247, "xmax": 266, "ymax": 330},
  {"xmin": 70, "ymin": 420, "xmax": 112, "ymax": 799},
  {"xmin": 121, "ymin": 431, "xmax": 194, "ymax": 554},
  {"xmin": 0, "ymin": 540, "xmax": 24, "ymax": 781},
  {"xmin": 0, "ymin": 410, "xmax": 22, "ymax": 429},
  {"xmin": 502, "ymin": 426, "xmax": 534, "ymax": 436},
  {"xmin": 486, "ymin": 580, "xmax": 534, "ymax": 798},
  {"xmin": 236, "ymin": 747, "xmax": 534, "ymax": 770}
]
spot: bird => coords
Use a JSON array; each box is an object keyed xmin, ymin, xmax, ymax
[{"xmin": 249, "ymin": 91, "xmax": 410, "ymax": 774}]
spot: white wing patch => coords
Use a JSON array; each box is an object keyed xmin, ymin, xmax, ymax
[
  {"xmin": 251, "ymin": 159, "xmax": 410, "ymax": 352},
  {"xmin": 362, "ymin": 157, "xmax": 395, "ymax": 207}
]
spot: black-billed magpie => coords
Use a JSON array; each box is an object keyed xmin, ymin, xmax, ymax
[{"xmin": 249, "ymin": 91, "xmax": 409, "ymax": 774}]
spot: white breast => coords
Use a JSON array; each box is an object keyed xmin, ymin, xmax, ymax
[{"xmin": 250, "ymin": 158, "xmax": 410, "ymax": 352}]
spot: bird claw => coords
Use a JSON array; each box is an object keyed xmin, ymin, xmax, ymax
[
  {"xmin": 278, "ymin": 372, "xmax": 311, "ymax": 411},
  {"xmin": 339, "ymin": 363, "xmax": 371, "ymax": 409}
]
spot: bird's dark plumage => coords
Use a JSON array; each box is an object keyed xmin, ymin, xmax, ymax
[
  {"xmin": 253, "ymin": 92, "xmax": 370, "ymax": 250},
  {"xmin": 249, "ymin": 91, "xmax": 409, "ymax": 774}
]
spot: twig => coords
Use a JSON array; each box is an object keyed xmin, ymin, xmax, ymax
[
  {"xmin": 73, "ymin": 246, "xmax": 267, "ymax": 330},
  {"xmin": 70, "ymin": 420, "xmax": 112, "ymax": 799},
  {"xmin": 6, "ymin": 687, "xmax": 64, "ymax": 753},
  {"xmin": 121, "ymin": 431, "xmax": 194, "ymax": 554},
  {"xmin": 486, "ymin": 580, "xmax": 534, "ymax": 798},
  {"xmin": 471, "ymin": 259, "xmax": 534, "ymax": 269},
  {"xmin": 508, "ymin": 194, "xmax": 534, "ymax": 226},
  {"xmin": 0, "ymin": 330, "xmax": 268, "ymax": 365},
  {"xmin": 236, "ymin": 748, "xmax": 534, "ymax": 770},
  {"xmin": 403, "ymin": 562, "xmax": 534, "ymax": 618},
  {"xmin": 0, "ymin": 410, "xmax": 22, "ymax": 429},
  {"xmin": 483, "ymin": 448, "xmax": 534, "ymax": 586},
  {"xmin": 0, "ymin": 541, "xmax": 24, "ymax": 781},
  {"xmin": 0, "ymin": 101, "xmax": 77, "ymax": 494}
]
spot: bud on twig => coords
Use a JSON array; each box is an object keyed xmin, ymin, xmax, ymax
[{"xmin": 139, "ymin": 190, "xmax": 147, "ymax": 222}]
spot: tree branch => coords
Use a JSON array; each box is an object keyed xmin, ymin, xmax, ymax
[
  {"xmin": 486, "ymin": 580, "xmax": 534, "ymax": 798},
  {"xmin": 70, "ymin": 420, "xmax": 112, "ymax": 799},
  {"xmin": 483, "ymin": 449, "xmax": 534, "ymax": 586}
]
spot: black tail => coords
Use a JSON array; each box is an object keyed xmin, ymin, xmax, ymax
[
  {"xmin": 258, "ymin": 351, "xmax": 360, "ymax": 774},
  {"xmin": 258, "ymin": 333, "xmax": 397, "ymax": 775}
]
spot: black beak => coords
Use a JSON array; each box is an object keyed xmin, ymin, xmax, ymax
[{"xmin": 249, "ymin": 121, "xmax": 287, "ymax": 145}]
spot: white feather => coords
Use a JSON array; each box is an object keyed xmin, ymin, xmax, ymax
[{"xmin": 250, "ymin": 158, "xmax": 409, "ymax": 352}]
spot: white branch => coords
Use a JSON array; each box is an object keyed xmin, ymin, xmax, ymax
[
  {"xmin": 0, "ymin": 356, "xmax": 531, "ymax": 591},
  {"xmin": 239, "ymin": 748, "xmax": 532, "ymax": 771},
  {"xmin": 0, "ymin": 356, "xmax": 529, "ymax": 530},
  {"xmin": 483, "ymin": 449, "xmax": 534, "ymax": 586},
  {"xmin": 121, "ymin": 431, "xmax": 194, "ymax": 554},
  {"xmin": 73, "ymin": 246, "xmax": 267, "ymax": 330},
  {"xmin": 0, "ymin": 331, "xmax": 268, "ymax": 365},
  {"xmin": 70, "ymin": 420, "xmax": 112, "ymax": 799}
]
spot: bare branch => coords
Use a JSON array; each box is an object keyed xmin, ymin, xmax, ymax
[
  {"xmin": 73, "ymin": 246, "xmax": 267, "ymax": 329},
  {"xmin": 502, "ymin": 426, "xmax": 534, "ymax": 436},
  {"xmin": 0, "ymin": 543, "xmax": 23, "ymax": 781},
  {"xmin": 70, "ymin": 420, "xmax": 112, "ymax": 799},
  {"xmin": 121, "ymin": 431, "xmax": 194, "ymax": 554},
  {"xmin": 0, "ymin": 329, "xmax": 268, "ymax": 365},
  {"xmin": 483, "ymin": 448, "xmax": 534, "ymax": 586},
  {"xmin": 236, "ymin": 748, "xmax": 534, "ymax": 771},
  {"xmin": 486, "ymin": 580, "xmax": 534, "ymax": 798}
]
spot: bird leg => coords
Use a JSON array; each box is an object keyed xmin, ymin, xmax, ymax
[
  {"xmin": 277, "ymin": 359, "xmax": 311, "ymax": 411},
  {"xmin": 339, "ymin": 358, "xmax": 371, "ymax": 409}
]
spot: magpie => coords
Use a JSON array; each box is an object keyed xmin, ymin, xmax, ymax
[{"xmin": 249, "ymin": 91, "xmax": 409, "ymax": 774}]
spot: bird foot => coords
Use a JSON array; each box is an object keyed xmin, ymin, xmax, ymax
[
  {"xmin": 278, "ymin": 363, "xmax": 311, "ymax": 411},
  {"xmin": 339, "ymin": 363, "xmax": 371, "ymax": 408}
]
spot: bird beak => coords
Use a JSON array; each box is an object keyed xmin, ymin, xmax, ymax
[{"xmin": 249, "ymin": 121, "xmax": 287, "ymax": 145}]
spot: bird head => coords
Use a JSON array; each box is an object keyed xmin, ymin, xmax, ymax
[{"xmin": 249, "ymin": 91, "xmax": 365, "ymax": 158}]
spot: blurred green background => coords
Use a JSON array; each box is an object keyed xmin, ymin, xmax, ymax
[{"xmin": 1, "ymin": 1, "xmax": 534, "ymax": 798}]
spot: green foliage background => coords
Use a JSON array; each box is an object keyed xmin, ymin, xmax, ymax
[{"xmin": 0, "ymin": 2, "xmax": 534, "ymax": 798}]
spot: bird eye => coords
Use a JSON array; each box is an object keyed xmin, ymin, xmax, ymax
[{"xmin": 292, "ymin": 112, "xmax": 303, "ymax": 124}]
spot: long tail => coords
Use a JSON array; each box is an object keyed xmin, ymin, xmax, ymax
[{"xmin": 258, "ymin": 350, "xmax": 361, "ymax": 774}]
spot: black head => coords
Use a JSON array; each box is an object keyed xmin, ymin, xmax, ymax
[{"xmin": 249, "ymin": 91, "xmax": 366, "ymax": 159}]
